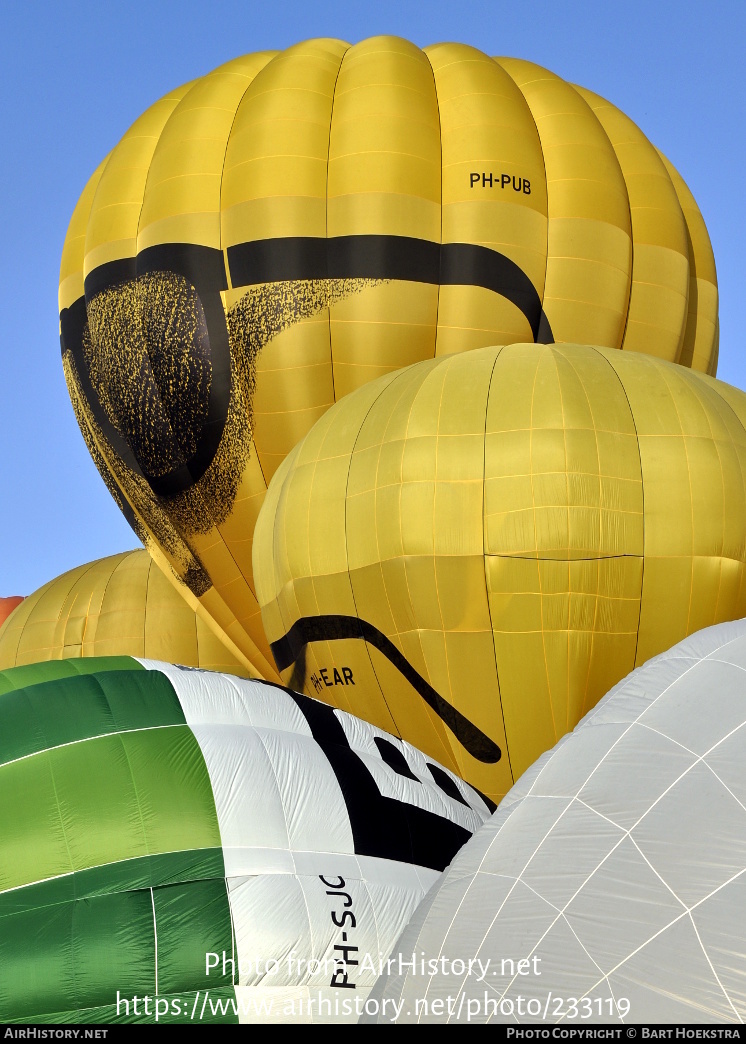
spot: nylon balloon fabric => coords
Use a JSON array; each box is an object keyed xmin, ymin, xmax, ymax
[
  {"xmin": 0, "ymin": 658, "xmax": 491, "ymax": 1023},
  {"xmin": 0, "ymin": 550, "xmax": 251, "ymax": 676},
  {"xmin": 58, "ymin": 38, "xmax": 718, "ymax": 682},
  {"xmin": 362, "ymin": 618, "xmax": 746, "ymax": 1024},
  {"xmin": 254, "ymin": 344, "xmax": 746, "ymax": 804},
  {"xmin": 0, "ymin": 598, "xmax": 22, "ymax": 630}
]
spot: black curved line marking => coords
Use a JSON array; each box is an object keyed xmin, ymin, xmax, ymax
[
  {"xmin": 81, "ymin": 245, "xmax": 228, "ymax": 306},
  {"xmin": 66, "ymin": 245, "xmax": 230, "ymax": 496},
  {"xmin": 227, "ymin": 234, "xmax": 552, "ymax": 343},
  {"xmin": 63, "ymin": 236, "xmax": 553, "ymax": 500},
  {"xmin": 536, "ymin": 310, "xmax": 554, "ymax": 345},
  {"xmin": 81, "ymin": 256, "xmax": 136, "ymax": 303},
  {"xmin": 288, "ymin": 690, "xmax": 472, "ymax": 871},
  {"xmin": 60, "ymin": 294, "xmax": 143, "ymax": 478},
  {"xmin": 59, "ymin": 300, "xmax": 141, "ymax": 537},
  {"xmin": 271, "ymin": 614, "xmax": 501, "ymax": 765}
]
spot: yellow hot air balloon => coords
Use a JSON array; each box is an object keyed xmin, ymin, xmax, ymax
[
  {"xmin": 0, "ymin": 549, "xmax": 252, "ymax": 675},
  {"xmin": 59, "ymin": 38, "xmax": 718, "ymax": 678},
  {"xmin": 253, "ymin": 344, "xmax": 746, "ymax": 803}
]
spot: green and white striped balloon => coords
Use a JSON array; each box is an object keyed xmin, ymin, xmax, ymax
[{"xmin": 0, "ymin": 658, "xmax": 492, "ymax": 1023}]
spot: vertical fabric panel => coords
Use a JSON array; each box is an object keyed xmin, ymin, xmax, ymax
[
  {"xmin": 425, "ymin": 43, "xmax": 547, "ymax": 353},
  {"xmin": 221, "ymin": 40, "xmax": 347, "ymax": 481},
  {"xmin": 132, "ymin": 54, "xmax": 288, "ymax": 671},
  {"xmin": 137, "ymin": 56, "xmax": 269, "ymax": 251},
  {"xmin": 327, "ymin": 36, "xmax": 442, "ymax": 397},
  {"xmin": 498, "ymin": 59, "xmax": 632, "ymax": 349},
  {"xmin": 575, "ymin": 86, "xmax": 690, "ymax": 364},
  {"xmin": 59, "ymin": 157, "xmax": 109, "ymax": 312},
  {"xmin": 483, "ymin": 344, "xmax": 643, "ymax": 778},
  {"xmin": 269, "ymin": 373, "xmax": 403, "ymax": 733},
  {"xmin": 221, "ymin": 40, "xmax": 343, "ymax": 245},
  {"xmin": 83, "ymin": 83, "xmax": 192, "ymax": 278},
  {"xmin": 346, "ymin": 351, "xmax": 509, "ymax": 792},
  {"xmin": 658, "ymin": 151, "xmax": 719, "ymax": 374},
  {"xmin": 602, "ymin": 352, "xmax": 746, "ymax": 666}
]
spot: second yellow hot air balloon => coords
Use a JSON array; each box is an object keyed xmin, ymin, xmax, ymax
[{"xmin": 254, "ymin": 345, "xmax": 746, "ymax": 802}]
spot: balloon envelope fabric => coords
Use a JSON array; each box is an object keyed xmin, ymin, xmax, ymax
[
  {"xmin": 0, "ymin": 657, "xmax": 491, "ymax": 1023},
  {"xmin": 254, "ymin": 343, "xmax": 746, "ymax": 803},
  {"xmin": 0, "ymin": 550, "xmax": 251, "ymax": 678},
  {"xmin": 58, "ymin": 37, "xmax": 718, "ymax": 682},
  {"xmin": 362, "ymin": 618, "xmax": 746, "ymax": 1024},
  {"xmin": 0, "ymin": 598, "xmax": 22, "ymax": 630}
]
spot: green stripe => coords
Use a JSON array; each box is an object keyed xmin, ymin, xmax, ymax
[
  {"xmin": 0, "ymin": 848, "xmax": 225, "ymax": 918},
  {"xmin": 0, "ymin": 661, "xmax": 236, "ymax": 1023},
  {"xmin": 0, "ymin": 669, "xmax": 185, "ymax": 767},
  {"xmin": 0, "ymin": 727, "xmax": 222, "ymax": 894},
  {"xmin": 0, "ymin": 656, "xmax": 142, "ymax": 695},
  {"xmin": 0, "ymin": 881, "xmax": 235, "ymax": 1023},
  {"xmin": 0, "ymin": 886, "xmax": 154, "ymax": 1020},
  {"xmin": 154, "ymin": 879, "xmax": 234, "ymax": 994}
]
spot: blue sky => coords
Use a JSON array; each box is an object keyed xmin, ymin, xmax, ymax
[{"xmin": 1, "ymin": 0, "xmax": 743, "ymax": 595}]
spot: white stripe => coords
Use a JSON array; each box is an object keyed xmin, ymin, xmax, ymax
[
  {"xmin": 227, "ymin": 855, "xmax": 436, "ymax": 991},
  {"xmin": 135, "ymin": 661, "xmax": 313, "ymax": 736},
  {"xmin": 190, "ymin": 723, "xmax": 355, "ymax": 857},
  {"xmin": 150, "ymin": 887, "xmax": 159, "ymax": 996}
]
